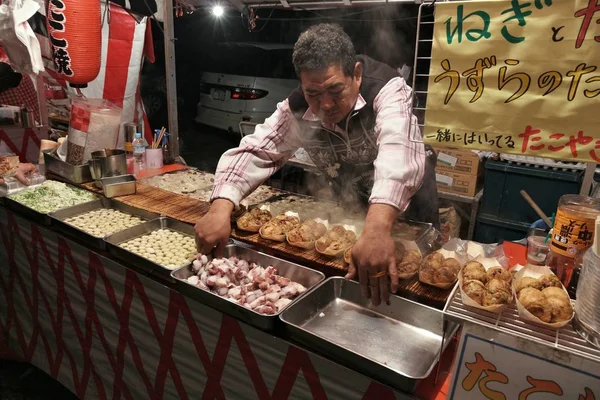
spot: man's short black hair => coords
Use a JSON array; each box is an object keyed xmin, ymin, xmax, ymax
[{"xmin": 292, "ymin": 23, "xmax": 356, "ymax": 77}]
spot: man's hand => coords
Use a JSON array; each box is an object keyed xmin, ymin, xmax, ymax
[
  {"xmin": 14, "ymin": 163, "xmax": 36, "ymax": 185},
  {"xmin": 345, "ymin": 204, "xmax": 399, "ymax": 306},
  {"xmin": 195, "ymin": 199, "xmax": 234, "ymax": 257}
]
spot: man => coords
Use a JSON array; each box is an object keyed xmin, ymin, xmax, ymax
[{"xmin": 195, "ymin": 24, "xmax": 438, "ymax": 306}]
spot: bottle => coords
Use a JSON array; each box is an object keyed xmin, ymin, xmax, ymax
[
  {"xmin": 547, "ymin": 194, "xmax": 600, "ymax": 294},
  {"xmin": 162, "ymin": 132, "xmax": 172, "ymax": 165},
  {"xmin": 132, "ymin": 132, "xmax": 146, "ymax": 173}
]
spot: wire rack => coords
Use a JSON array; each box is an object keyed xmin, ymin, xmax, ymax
[{"xmin": 443, "ymin": 286, "xmax": 600, "ymax": 364}]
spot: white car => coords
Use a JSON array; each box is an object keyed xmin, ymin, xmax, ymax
[{"xmin": 195, "ymin": 42, "xmax": 299, "ymax": 134}]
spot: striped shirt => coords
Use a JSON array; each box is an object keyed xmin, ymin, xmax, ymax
[{"xmin": 211, "ymin": 77, "xmax": 426, "ymax": 213}]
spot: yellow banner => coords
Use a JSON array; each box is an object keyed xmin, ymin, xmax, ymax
[{"xmin": 424, "ymin": 0, "xmax": 600, "ymax": 163}]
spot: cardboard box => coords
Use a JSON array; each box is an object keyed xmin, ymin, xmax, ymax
[
  {"xmin": 434, "ymin": 147, "xmax": 482, "ymax": 176},
  {"xmin": 436, "ymin": 171, "xmax": 482, "ymax": 197}
]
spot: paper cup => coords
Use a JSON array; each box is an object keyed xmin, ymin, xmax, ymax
[
  {"xmin": 458, "ymin": 258, "xmax": 512, "ymax": 314},
  {"xmin": 512, "ymin": 265, "xmax": 574, "ymax": 328},
  {"xmin": 145, "ymin": 148, "xmax": 163, "ymax": 169}
]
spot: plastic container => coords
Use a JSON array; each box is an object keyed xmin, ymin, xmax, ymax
[
  {"xmin": 480, "ymin": 160, "xmax": 582, "ymax": 223},
  {"xmin": 527, "ymin": 235, "xmax": 549, "ymax": 266},
  {"xmin": 132, "ymin": 133, "xmax": 145, "ymax": 173},
  {"xmin": 547, "ymin": 195, "xmax": 600, "ymax": 291}
]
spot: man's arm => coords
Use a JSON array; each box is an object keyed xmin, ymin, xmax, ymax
[
  {"xmin": 369, "ymin": 77, "xmax": 426, "ymax": 213},
  {"xmin": 211, "ymin": 99, "xmax": 302, "ymax": 206}
]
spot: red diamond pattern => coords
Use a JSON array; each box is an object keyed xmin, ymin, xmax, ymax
[{"xmin": 0, "ymin": 210, "xmax": 399, "ymax": 399}]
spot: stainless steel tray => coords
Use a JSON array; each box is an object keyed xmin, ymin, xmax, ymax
[
  {"xmin": 43, "ymin": 149, "xmax": 93, "ymax": 184},
  {"xmin": 4, "ymin": 186, "xmax": 98, "ymax": 226},
  {"xmin": 280, "ymin": 277, "xmax": 459, "ymax": 394},
  {"xmin": 171, "ymin": 244, "xmax": 325, "ymax": 331},
  {"xmin": 0, "ymin": 175, "xmax": 46, "ymax": 205},
  {"xmin": 105, "ymin": 217, "xmax": 195, "ymax": 282},
  {"xmin": 50, "ymin": 199, "xmax": 161, "ymax": 251}
]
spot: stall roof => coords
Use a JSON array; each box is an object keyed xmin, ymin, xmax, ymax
[{"xmin": 180, "ymin": 0, "xmax": 419, "ymax": 11}]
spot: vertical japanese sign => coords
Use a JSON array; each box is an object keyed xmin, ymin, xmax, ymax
[
  {"xmin": 424, "ymin": 0, "xmax": 600, "ymax": 163},
  {"xmin": 449, "ymin": 334, "xmax": 600, "ymax": 399}
]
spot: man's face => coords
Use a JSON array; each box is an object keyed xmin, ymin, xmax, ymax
[{"xmin": 300, "ymin": 62, "xmax": 362, "ymax": 125}]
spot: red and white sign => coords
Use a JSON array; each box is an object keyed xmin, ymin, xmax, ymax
[{"xmin": 449, "ymin": 332, "xmax": 600, "ymax": 399}]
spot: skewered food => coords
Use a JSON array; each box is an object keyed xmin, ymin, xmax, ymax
[
  {"xmin": 119, "ymin": 228, "xmax": 196, "ymax": 270},
  {"xmin": 236, "ymin": 208, "xmax": 272, "ymax": 232},
  {"xmin": 518, "ymin": 288, "xmax": 552, "ymax": 323},
  {"xmin": 315, "ymin": 225, "xmax": 357, "ymax": 257},
  {"xmin": 9, "ymin": 180, "xmax": 96, "ymax": 213},
  {"xmin": 65, "ymin": 209, "xmax": 144, "ymax": 237},
  {"xmin": 186, "ymin": 255, "xmax": 307, "ymax": 315},
  {"xmin": 259, "ymin": 214, "xmax": 301, "ymax": 241},
  {"xmin": 287, "ymin": 219, "xmax": 328, "ymax": 249}
]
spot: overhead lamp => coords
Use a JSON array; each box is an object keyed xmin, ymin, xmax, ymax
[{"xmin": 212, "ymin": 5, "xmax": 224, "ymax": 17}]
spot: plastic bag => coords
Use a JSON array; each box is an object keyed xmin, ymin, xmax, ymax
[
  {"xmin": 442, "ymin": 238, "xmax": 510, "ymax": 268},
  {"xmin": 0, "ymin": 0, "xmax": 43, "ymax": 74},
  {"xmin": 66, "ymin": 98, "xmax": 122, "ymax": 165}
]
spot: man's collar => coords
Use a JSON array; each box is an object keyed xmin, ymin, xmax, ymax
[{"xmin": 301, "ymin": 93, "xmax": 367, "ymax": 122}]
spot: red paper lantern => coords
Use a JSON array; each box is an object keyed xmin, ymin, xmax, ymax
[{"xmin": 46, "ymin": 0, "xmax": 102, "ymax": 88}]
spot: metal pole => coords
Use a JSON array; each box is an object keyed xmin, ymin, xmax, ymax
[
  {"xmin": 580, "ymin": 162, "xmax": 596, "ymax": 196},
  {"xmin": 163, "ymin": 0, "xmax": 180, "ymax": 158}
]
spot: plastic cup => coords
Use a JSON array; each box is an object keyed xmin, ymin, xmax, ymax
[
  {"xmin": 527, "ymin": 235, "xmax": 550, "ymax": 265},
  {"xmin": 145, "ymin": 148, "xmax": 163, "ymax": 169}
]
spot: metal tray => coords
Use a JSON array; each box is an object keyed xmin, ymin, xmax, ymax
[
  {"xmin": 280, "ymin": 277, "xmax": 459, "ymax": 394},
  {"xmin": 105, "ymin": 217, "xmax": 196, "ymax": 282},
  {"xmin": 101, "ymin": 174, "xmax": 136, "ymax": 198},
  {"xmin": 43, "ymin": 149, "xmax": 93, "ymax": 184},
  {"xmin": 0, "ymin": 175, "xmax": 46, "ymax": 205},
  {"xmin": 50, "ymin": 199, "xmax": 161, "ymax": 251},
  {"xmin": 171, "ymin": 244, "xmax": 325, "ymax": 331},
  {"xmin": 4, "ymin": 185, "xmax": 98, "ymax": 226}
]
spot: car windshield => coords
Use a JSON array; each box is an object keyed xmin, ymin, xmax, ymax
[{"xmin": 200, "ymin": 44, "xmax": 296, "ymax": 80}]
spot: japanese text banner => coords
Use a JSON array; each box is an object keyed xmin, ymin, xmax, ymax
[{"xmin": 424, "ymin": 0, "xmax": 600, "ymax": 163}]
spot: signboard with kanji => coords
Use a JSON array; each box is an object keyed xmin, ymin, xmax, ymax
[
  {"xmin": 449, "ymin": 330, "xmax": 600, "ymax": 399},
  {"xmin": 424, "ymin": 0, "xmax": 600, "ymax": 163}
]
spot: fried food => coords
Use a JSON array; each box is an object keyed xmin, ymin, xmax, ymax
[
  {"xmin": 462, "ymin": 280, "xmax": 486, "ymax": 305},
  {"xmin": 442, "ymin": 258, "xmax": 462, "ymax": 275},
  {"xmin": 483, "ymin": 290, "xmax": 512, "ymax": 306},
  {"xmin": 236, "ymin": 208, "xmax": 272, "ymax": 232},
  {"xmin": 286, "ymin": 219, "xmax": 328, "ymax": 249},
  {"xmin": 538, "ymin": 274, "xmax": 562, "ymax": 289},
  {"xmin": 514, "ymin": 277, "xmax": 542, "ymax": 294},
  {"xmin": 419, "ymin": 252, "xmax": 460, "ymax": 288},
  {"xmin": 540, "ymin": 286, "xmax": 573, "ymax": 323},
  {"xmin": 463, "ymin": 261, "xmax": 488, "ymax": 284},
  {"xmin": 315, "ymin": 225, "xmax": 357, "ymax": 257},
  {"xmin": 487, "ymin": 267, "xmax": 512, "ymax": 283},
  {"xmin": 397, "ymin": 261, "xmax": 420, "ymax": 279},
  {"xmin": 402, "ymin": 249, "xmax": 422, "ymax": 264},
  {"xmin": 518, "ymin": 288, "xmax": 552, "ymax": 323},
  {"xmin": 259, "ymin": 214, "xmax": 300, "ymax": 241},
  {"xmin": 486, "ymin": 278, "xmax": 510, "ymax": 295}
]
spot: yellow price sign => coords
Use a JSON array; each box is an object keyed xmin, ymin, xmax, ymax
[{"xmin": 424, "ymin": 0, "xmax": 600, "ymax": 163}]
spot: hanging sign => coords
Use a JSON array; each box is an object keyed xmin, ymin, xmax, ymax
[
  {"xmin": 424, "ymin": 0, "xmax": 600, "ymax": 163},
  {"xmin": 449, "ymin": 333, "xmax": 600, "ymax": 399}
]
